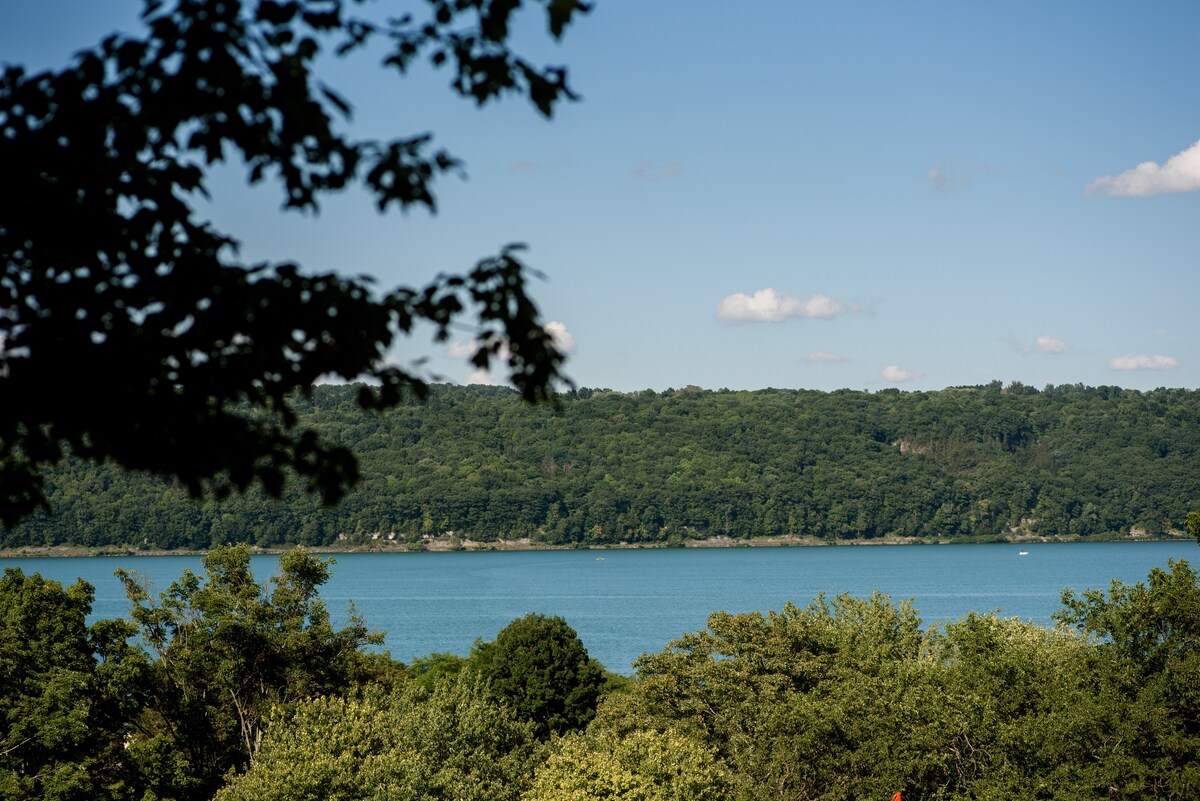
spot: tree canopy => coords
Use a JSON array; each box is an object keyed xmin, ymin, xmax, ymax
[
  {"xmin": 0, "ymin": 0, "xmax": 587, "ymax": 526},
  {"xmin": 602, "ymin": 572, "xmax": 1200, "ymax": 800},
  {"xmin": 115, "ymin": 544, "xmax": 386, "ymax": 800},
  {"xmin": 214, "ymin": 674, "xmax": 540, "ymax": 801},
  {"xmin": 5, "ymin": 549, "xmax": 1200, "ymax": 799},
  {"xmin": 472, "ymin": 612, "xmax": 605, "ymax": 738},
  {"xmin": 0, "ymin": 569, "xmax": 144, "ymax": 801}
]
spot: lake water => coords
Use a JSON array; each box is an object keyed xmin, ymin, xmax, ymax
[{"xmin": 4, "ymin": 541, "xmax": 1197, "ymax": 674}]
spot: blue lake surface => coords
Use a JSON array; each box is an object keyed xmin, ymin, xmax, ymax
[{"xmin": 4, "ymin": 541, "xmax": 1197, "ymax": 674}]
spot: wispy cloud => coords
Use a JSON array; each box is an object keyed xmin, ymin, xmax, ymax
[
  {"xmin": 1108, "ymin": 354, "xmax": 1179, "ymax": 371},
  {"xmin": 716, "ymin": 289, "xmax": 856, "ymax": 323},
  {"xmin": 633, "ymin": 161, "xmax": 684, "ymax": 181},
  {"xmin": 1148, "ymin": 327, "xmax": 1184, "ymax": 341},
  {"xmin": 1032, "ymin": 335, "xmax": 1069, "ymax": 354},
  {"xmin": 924, "ymin": 161, "xmax": 1006, "ymax": 192},
  {"xmin": 1086, "ymin": 139, "xmax": 1200, "ymax": 197},
  {"xmin": 925, "ymin": 166, "xmax": 968, "ymax": 193},
  {"xmin": 881, "ymin": 365, "xmax": 921, "ymax": 382},
  {"xmin": 804, "ymin": 351, "xmax": 848, "ymax": 363},
  {"xmin": 1003, "ymin": 333, "xmax": 1071, "ymax": 355}
]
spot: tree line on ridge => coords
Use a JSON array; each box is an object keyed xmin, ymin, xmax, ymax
[{"xmin": 4, "ymin": 381, "xmax": 1198, "ymax": 550}]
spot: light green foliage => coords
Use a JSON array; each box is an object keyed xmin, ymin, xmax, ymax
[
  {"xmin": 619, "ymin": 593, "xmax": 932, "ymax": 800},
  {"xmin": 118, "ymin": 544, "xmax": 384, "ymax": 801},
  {"xmin": 932, "ymin": 613, "xmax": 1118, "ymax": 797},
  {"xmin": 472, "ymin": 613, "xmax": 605, "ymax": 738},
  {"xmin": 216, "ymin": 671, "xmax": 538, "ymax": 801},
  {"xmin": 524, "ymin": 728, "xmax": 732, "ymax": 801},
  {"xmin": 0, "ymin": 569, "xmax": 145, "ymax": 801}
]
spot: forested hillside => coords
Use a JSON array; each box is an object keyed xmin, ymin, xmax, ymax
[{"xmin": 5, "ymin": 382, "xmax": 1198, "ymax": 549}]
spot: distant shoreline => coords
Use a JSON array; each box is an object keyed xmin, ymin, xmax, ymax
[{"xmin": 0, "ymin": 531, "xmax": 1189, "ymax": 559}]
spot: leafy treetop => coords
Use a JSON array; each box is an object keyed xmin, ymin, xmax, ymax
[
  {"xmin": 116, "ymin": 543, "xmax": 386, "ymax": 800},
  {"xmin": 472, "ymin": 612, "xmax": 604, "ymax": 738}
]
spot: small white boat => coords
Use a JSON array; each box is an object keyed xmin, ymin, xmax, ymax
[{"xmin": 1017, "ymin": 550, "xmax": 1029, "ymax": 556}]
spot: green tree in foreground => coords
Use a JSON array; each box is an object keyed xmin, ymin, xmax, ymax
[
  {"xmin": 10, "ymin": 549, "xmax": 1200, "ymax": 799},
  {"xmin": 617, "ymin": 594, "xmax": 933, "ymax": 801},
  {"xmin": 610, "ymin": 583, "xmax": 1200, "ymax": 801},
  {"xmin": 0, "ymin": 570, "xmax": 146, "ymax": 801},
  {"xmin": 472, "ymin": 613, "xmax": 605, "ymax": 738},
  {"xmin": 932, "ymin": 612, "xmax": 1120, "ymax": 797},
  {"xmin": 1057, "ymin": 559, "xmax": 1200, "ymax": 797},
  {"xmin": 0, "ymin": 0, "xmax": 588, "ymax": 526},
  {"xmin": 117, "ymin": 544, "xmax": 386, "ymax": 801}
]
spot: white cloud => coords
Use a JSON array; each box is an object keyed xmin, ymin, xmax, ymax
[
  {"xmin": 716, "ymin": 289, "xmax": 852, "ymax": 323},
  {"xmin": 881, "ymin": 365, "xmax": 920, "ymax": 382},
  {"xmin": 1108, "ymin": 354, "xmax": 1179, "ymax": 371},
  {"xmin": 544, "ymin": 320, "xmax": 576, "ymax": 352},
  {"xmin": 447, "ymin": 340, "xmax": 477, "ymax": 359},
  {"xmin": 1032, "ymin": 335, "xmax": 1069, "ymax": 354},
  {"xmin": 804, "ymin": 351, "xmax": 847, "ymax": 363},
  {"xmin": 716, "ymin": 289, "xmax": 798, "ymax": 322},
  {"xmin": 1086, "ymin": 139, "xmax": 1200, "ymax": 197},
  {"xmin": 799, "ymin": 294, "xmax": 844, "ymax": 319}
]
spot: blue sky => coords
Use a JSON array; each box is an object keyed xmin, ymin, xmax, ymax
[{"xmin": 4, "ymin": 1, "xmax": 1198, "ymax": 392}]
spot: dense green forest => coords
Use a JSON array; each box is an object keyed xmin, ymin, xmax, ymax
[
  {"xmin": 5, "ymin": 382, "xmax": 1199, "ymax": 549},
  {"xmin": 4, "ymin": 546, "xmax": 1200, "ymax": 799}
]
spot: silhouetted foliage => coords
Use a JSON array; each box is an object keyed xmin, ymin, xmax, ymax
[{"xmin": 0, "ymin": 0, "xmax": 587, "ymax": 526}]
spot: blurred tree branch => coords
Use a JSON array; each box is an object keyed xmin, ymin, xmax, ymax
[{"xmin": 0, "ymin": 0, "xmax": 588, "ymax": 525}]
